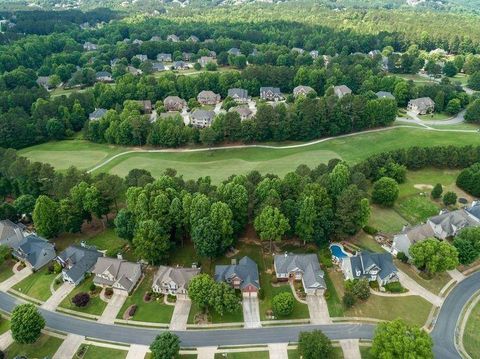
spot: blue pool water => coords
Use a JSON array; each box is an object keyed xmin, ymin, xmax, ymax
[{"xmin": 330, "ymin": 244, "xmax": 348, "ymax": 259}]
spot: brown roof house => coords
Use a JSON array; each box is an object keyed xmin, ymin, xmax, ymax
[
  {"xmin": 92, "ymin": 257, "xmax": 142, "ymax": 294},
  {"xmin": 164, "ymin": 96, "xmax": 187, "ymax": 112},
  {"xmin": 152, "ymin": 266, "xmax": 201, "ymax": 299},
  {"xmin": 197, "ymin": 90, "xmax": 221, "ymax": 105},
  {"xmin": 407, "ymin": 97, "xmax": 435, "ymax": 115}
]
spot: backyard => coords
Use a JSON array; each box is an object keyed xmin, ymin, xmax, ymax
[
  {"xmin": 6, "ymin": 334, "xmax": 64, "ymax": 358},
  {"xmin": 463, "ymin": 299, "xmax": 480, "ymax": 358},
  {"xmin": 117, "ymin": 268, "xmax": 174, "ymax": 323},
  {"xmin": 13, "ymin": 265, "xmax": 56, "ymax": 302},
  {"xmin": 59, "ymin": 277, "xmax": 107, "ymax": 316}
]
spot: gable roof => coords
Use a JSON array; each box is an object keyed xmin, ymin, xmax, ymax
[
  {"xmin": 89, "ymin": 108, "xmax": 107, "ymax": 120},
  {"xmin": 92, "ymin": 257, "xmax": 141, "ymax": 292},
  {"xmin": 376, "ymin": 91, "xmax": 395, "ymax": 99},
  {"xmin": 228, "ymin": 88, "xmax": 248, "ymax": 99},
  {"xmin": 428, "ymin": 209, "xmax": 479, "ymax": 236},
  {"xmin": 57, "ymin": 245, "xmax": 103, "ymax": 283},
  {"xmin": 274, "ymin": 253, "xmax": 326, "ymax": 289},
  {"xmin": 333, "ymin": 85, "xmax": 352, "ymax": 96},
  {"xmin": 229, "ymin": 105, "xmax": 253, "ymax": 118},
  {"xmin": 153, "ymin": 266, "xmax": 201, "ymax": 290},
  {"xmin": 409, "ymin": 97, "xmax": 435, "ymax": 109},
  {"xmin": 15, "ymin": 234, "xmax": 56, "ymax": 270},
  {"xmin": 260, "ymin": 87, "xmax": 281, "ymax": 95},
  {"xmin": 347, "ymin": 251, "xmax": 397, "ymax": 280},
  {"xmin": 293, "ymin": 85, "xmax": 315, "ymax": 96},
  {"xmin": 228, "ymin": 48, "xmax": 241, "ymax": 56},
  {"xmin": 0, "ymin": 220, "xmax": 24, "ymax": 248},
  {"xmin": 215, "ymin": 256, "xmax": 260, "ymax": 290},
  {"xmin": 191, "ymin": 109, "xmax": 215, "ymax": 121}
]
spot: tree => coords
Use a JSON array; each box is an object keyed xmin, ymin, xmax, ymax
[
  {"xmin": 254, "ymin": 206, "xmax": 290, "ymax": 252},
  {"xmin": 32, "ymin": 195, "xmax": 61, "ymax": 238},
  {"xmin": 125, "ymin": 169, "xmax": 154, "ymax": 188},
  {"xmin": 150, "ymin": 332, "xmax": 180, "ymax": 359},
  {"xmin": 465, "ymin": 99, "xmax": 480, "ymax": 123},
  {"xmin": 343, "ymin": 291, "xmax": 356, "ymax": 308},
  {"xmin": 467, "ymin": 71, "xmax": 480, "ymax": 91},
  {"xmin": 114, "ymin": 209, "xmax": 136, "ymax": 241},
  {"xmin": 431, "ymin": 183, "xmax": 443, "ymax": 199},
  {"xmin": 209, "ymin": 282, "xmax": 240, "ymax": 316},
  {"xmin": 445, "ymin": 99, "xmax": 461, "ymax": 115},
  {"xmin": 327, "ymin": 162, "xmax": 350, "ymax": 198},
  {"xmin": 14, "ymin": 194, "xmax": 36, "ymax": 218},
  {"xmin": 409, "ymin": 238, "xmax": 459, "ymax": 275},
  {"xmin": 0, "ymin": 245, "xmax": 10, "ymax": 265},
  {"xmin": 454, "ymin": 227, "xmax": 480, "ymax": 265},
  {"xmin": 443, "ymin": 191, "xmax": 457, "ymax": 206},
  {"xmin": 133, "ymin": 220, "xmax": 170, "ymax": 264},
  {"xmin": 443, "ymin": 62, "xmax": 458, "ymax": 77},
  {"xmin": 298, "ymin": 330, "xmax": 333, "ymax": 359},
  {"xmin": 335, "ymin": 185, "xmax": 370, "ymax": 237},
  {"xmin": 295, "ymin": 196, "xmax": 316, "ymax": 244},
  {"xmin": 11, "ymin": 304, "xmax": 45, "ymax": 344},
  {"xmin": 457, "ymin": 163, "xmax": 480, "ymax": 196},
  {"xmin": 371, "ymin": 177, "xmax": 399, "ymax": 207},
  {"xmin": 272, "ymin": 292, "xmax": 295, "ymax": 317},
  {"xmin": 347, "ymin": 279, "xmax": 370, "ymax": 300},
  {"xmin": 188, "ymin": 274, "xmax": 214, "ymax": 309},
  {"xmin": 72, "ymin": 292, "xmax": 90, "ymax": 307},
  {"xmin": 371, "ymin": 319, "xmax": 433, "ymax": 359}
]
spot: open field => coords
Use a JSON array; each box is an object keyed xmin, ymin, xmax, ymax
[
  {"xmin": 464, "ymin": 298, "xmax": 480, "ymax": 358},
  {"xmin": 18, "ymin": 128, "xmax": 480, "ymax": 183}
]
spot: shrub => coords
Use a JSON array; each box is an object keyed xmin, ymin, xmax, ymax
[
  {"xmin": 363, "ymin": 225, "xmax": 378, "ymax": 235},
  {"xmin": 258, "ymin": 288, "xmax": 265, "ymax": 300},
  {"xmin": 298, "ymin": 330, "xmax": 333, "ymax": 359},
  {"xmin": 72, "ymin": 292, "xmax": 90, "ymax": 307},
  {"xmin": 144, "ymin": 292, "xmax": 152, "ymax": 301},
  {"xmin": 48, "ymin": 264, "xmax": 55, "ymax": 274},
  {"xmin": 89, "ymin": 283, "xmax": 96, "ymax": 292},
  {"xmin": 372, "ymin": 177, "xmax": 399, "ymax": 207},
  {"xmin": 128, "ymin": 305, "xmax": 137, "ymax": 317},
  {"xmin": 272, "ymin": 292, "xmax": 295, "ymax": 317},
  {"xmin": 397, "ymin": 252, "xmax": 409, "ymax": 263},
  {"xmin": 384, "ymin": 282, "xmax": 405, "ymax": 293},
  {"xmin": 443, "ymin": 191, "xmax": 457, "ymax": 206},
  {"xmin": 351, "ymin": 279, "xmax": 370, "ymax": 300},
  {"xmin": 105, "ymin": 287, "xmax": 113, "ymax": 297},
  {"xmin": 55, "ymin": 278, "xmax": 61, "ymax": 285},
  {"xmin": 271, "ymin": 276, "xmax": 278, "ymax": 284},
  {"xmin": 456, "ymin": 163, "xmax": 480, "ymax": 197},
  {"xmin": 431, "ymin": 183, "xmax": 443, "ymax": 199},
  {"xmin": 342, "ymin": 291, "xmax": 356, "ymax": 308}
]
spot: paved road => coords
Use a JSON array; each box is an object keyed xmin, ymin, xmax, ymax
[
  {"xmin": 431, "ymin": 271, "xmax": 480, "ymax": 358},
  {"xmin": 0, "ymin": 291, "xmax": 373, "ymax": 347}
]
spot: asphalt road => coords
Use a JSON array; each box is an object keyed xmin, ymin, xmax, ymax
[
  {"xmin": 0, "ymin": 291, "xmax": 373, "ymax": 347},
  {"xmin": 431, "ymin": 270, "xmax": 480, "ymax": 359}
]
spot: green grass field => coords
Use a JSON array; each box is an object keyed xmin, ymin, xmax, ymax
[
  {"xmin": 13, "ymin": 265, "xmax": 56, "ymax": 302},
  {"xmin": 0, "ymin": 259, "xmax": 15, "ymax": 283},
  {"xmin": 60, "ymin": 277, "xmax": 107, "ymax": 316},
  {"xmin": 464, "ymin": 299, "xmax": 480, "ymax": 358},
  {"xmin": 6, "ymin": 334, "xmax": 63, "ymax": 358},
  {"xmin": 0, "ymin": 317, "xmax": 10, "ymax": 335},
  {"xmin": 214, "ymin": 352, "xmax": 269, "ymax": 359},
  {"xmin": 18, "ymin": 128, "xmax": 480, "ymax": 183},
  {"xmin": 419, "ymin": 112, "xmax": 452, "ymax": 121},
  {"xmin": 394, "ymin": 260, "xmax": 451, "ymax": 295},
  {"xmin": 76, "ymin": 344, "xmax": 128, "ymax": 359}
]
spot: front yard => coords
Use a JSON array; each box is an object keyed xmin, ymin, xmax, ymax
[
  {"xmin": 13, "ymin": 265, "xmax": 56, "ymax": 301},
  {"xmin": 394, "ymin": 260, "xmax": 452, "ymax": 295},
  {"xmin": 0, "ymin": 259, "xmax": 15, "ymax": 283},
  {"xmin": 6, "ymin": 333, "xmax": 63, "ymax": 358},
  {"xmin": 463, "ymin": 299, "xmax": 480, "ymax": 357},
  {"xmin": 75, "ymin": 344, "xmax": 128, "ymax": 359},
  {"xmin": 117, "ymin": 268, "xmax": 174, "ymax": 323},
  {"xmin": 0, "ymin": 317, "xmax": 10, "ymax": 335},
  {"xmin": 214, "ymin": 352, "xmax": 269, "ymax": 359},
  {"xmin": 59, "ymin": 276, "xmax": 107, "ymax": 316},
  {"xmin": 287, "ymin": 347, "xmax": 344, "ymax": 358}
]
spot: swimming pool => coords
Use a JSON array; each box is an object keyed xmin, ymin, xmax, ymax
[{"xmin": 330, "ymin": 244, "xmax": 349, "ymax": 259}]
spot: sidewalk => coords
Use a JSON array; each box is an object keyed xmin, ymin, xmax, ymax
[
  {"xmin": 42, "ymin": 282, "xmax": 75, "ymax": 311},
  {"xmin": 53, "ymin": 333, "xmax": 84, "ymax": 359},
  {"xmin": 0, "ymin": 265, "xmax": 32, "ymax": 291}
]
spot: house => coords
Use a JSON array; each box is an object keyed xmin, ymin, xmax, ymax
[
  {"xmin": 134, "ymin": 54, "xmax": 148, "ymax": 62},
  {"xmin": 260, "ymin": 87, "xmax": 283, "ymax": 102},
  {"xmin": 13, "ymin": 234, "xmax": 56, "ymax": 271},
  {"xmin": 152, "ymin": 266, "xmax": 201, "ymax": 298},
  {"xmin": 190, "ymin": 109, "xmax": 215, "ymax": 128},
  {"xmin": 182, "ymin": 52, "xmax": 194, "ymax": 61},
  {"xmin": 198, "ymin": 56, "xmax": 214, "ymax": 67},
  {"xmin": 150, "ymin": 35, "xmax": 162, "ymax": 42},
  {"xmin": 110, "ymin": 58, "xmax": 120, "ymax": 67},
  {"xmin": 0, "ymin": 220, "xmax": 25, "ymax": 248},
  {"xmin": 197, "ymin": 90, "xmax": 221, "ymax": 105},
  {"xmin": 208, "ymin": 50, "xmax": 217, "ymax": 58},
  {"xmin": 95, "ymin": 71, "xmax": 113, "ymax": 83},
  {"xmin": 89, "ymin": 108, "xmax": 108, "ymax": 121},
  {"xmin": 152, "ymin": 62, "xmax": 166, "ymax": 72},
  {"xmin": 187, "ymin": 35, "xmax": 199, "ymax": 43},
  {"xmin": 136, "ymin": 100, "xmax": 152, "ymax": 114},
  {"xmin": 83, "ymin": 42, "xmax": 97, "ymax": 51},
  {"xmin": 333, "ymin": 85, "xmax": 352, "ymax": 98},
  {"xmin": 36, "ymin": 76, "xmax": 52, "ymax": 90},
  {"xmin": 250, "ymin": 49, "xmax": 259, "ymax": 57},
  {"xmin": 56, "ymin": 245, "xmax": 103, "ymax": 285},
  {"xmin": 164, "ymin": 96, "xmax": 187, "ymax": 112},
  {"xmin": 132, "ymin": 39, "xmax": 143, "ymax": 45},
  {"xmin": 293, "ymin": 85, "xmax": 315, "ymax": 97},
  {"xmin": 92, "ymin": 257, "xmax": 142, "ymax": 294},
  {"xmin": 215, "ymin": 256, "xmax": 260, "ymax": 297},
  {"xmin": 392, "ymin": 223, "xmax": 436, "ymax": 258},
  {"xmin": 341, "ymin": 251, "xmax": 398, "ymax": 286},
  {"xmin": 172, "ymin": 61, "xmax": 189, "ymax": 70},
  {"xmin": 376, "ymin": 91, "xmax": 395, "ymax": 100},
  {"xmin": 228, "ymin": 88, "xmax": 249, "ymax": 103},
  {"xmin": 309, "ymin": 50, "xmax": 319, "ymax": 59},
  {"xmin": 368, "ymin": 50, "xmax": 382, "ymax": 57},
  {"xmin": 229, "ymin": 106, "xmax": 253, "ymax": 121},
  {"xmin": 127, "ymin": 66, "xmax": 143, "ymax": 76},
  {"xmin": 228, "ymin": 48, "xmax": 241, "ymax": 56},
  {"xmin": 274, "ymin": 253, "xmax": 326, "ymax": 295},
  {"xmin": 291, "ymin": 47, "xmax": 305, "ymax": 54},
  {"xmin": 167, "ymin": 34, "xmax": 180, "ymax": 42},
  {"xmin": 407, "ymin": 97, "xmax": 435, "ymax": 115},
  {"xmin": 157, "ymin": 53, "xmax": 172, "ymax": 62}
]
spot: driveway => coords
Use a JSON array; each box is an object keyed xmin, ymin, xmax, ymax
[
  {"xmin": 242, "ymin": 296, "xmax": 261, "ymax": 328},
  {"xmin": 0, "ymin": 330, "xmax": 13, "ymax": 350},
  {"xmin": 53, "ymin": 333, "xmax": 84, "ymax": 359},
  {"xmin": 126, "ymin": 344, "xmax": 148, "ymax": 359},
  {"xmin": 268, "ymin": 343, "xmax": 288, "ymax": 359},
  {"xmin": 42, "ymin": 282, "xmax": 75, "ymax": 311},
  {"xmin": 98, "ymin": 292, "xmax": 128, "ymax": 324},
  {"xmin": 306, "ymin": 294, "xmax": 331, "ymax": 324},
  {"xmin": 339, "ymin": 339, "xmax": 361, "ymax": 359},
  {"xmin": 397, "ymin": 270, "xmax": 443, "ymax": 306},
  {"xmin": 0, "ymin": 266, "xmax": 32, "ymax": 291},
  {"xmin": 169, "ymin": 298, "xmax": 191, "ymax": 331}
]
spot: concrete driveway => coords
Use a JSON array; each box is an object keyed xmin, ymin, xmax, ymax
[
  {"xmin": 42, "ymin": 282, "xmax": 75, "ymax": 311},
  {"xmin": 169, "ymin": 298, "xmax": 191, "ymax": 331},
  {"xmin": 339, "ymin": 339, "xmax": 361, "ymax": 359},
  {"xmin": 268, "ymin": 343, "xmax": 288, "ymax": 359},
  {"xmin": 0, "ymin": 266, "xmax": 32, "ymax": 291},
  {"xmin": 98, "ymin": 292, "xmax": 128, "ymax": 324},
  {"xmin": 53, "ymin": 333, "xmax": 84, "ymax": 359},
  {"xmin": 242, "ymin": 296, "xmax": 261, "ymax": 328},
  {"xmin": 306, "ymin": 294, "xmax": 331, "ymax": 324},
  {"xmin": 397, "ymin": 270, "xmax": 443, "ymax": 306}
]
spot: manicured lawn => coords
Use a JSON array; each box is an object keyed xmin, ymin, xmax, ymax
[
  {"xmin": 324, "ymin": 269, "xmax": 344, "ymax": 317},
  {"xmin": 145, "ymin": 353, "xmax": 197, "ymax": 359},
  {"xmin": 352, "ymin": 232, "xmax": 385, "ymax": 253},
  {"xmin": 394, "ymin": 260, "xmax": 452, "ymax": 295},
  {"xmin": 214, "ymin": 352, "xmax": 269, "ymax": 359},
  {"xmin": 6, "ymin": 334, "xmax": 63, "ymax": 358},
  {"xmin": 0, "ymin": 317, "xmax": 10, "ymax": 334},
  {"xmin": 0, "ymin": 259, "xmax": 15, "ymax": 283},
  {"xmin": 20, "ymin": 128, "xmax": 480, "ymax": 183},
  {"xmin": 398, "ymin": 168, "xmax": 460, "ymax": 198},
  {"xmin": 13, "ymin": 265, "xmax": 56, "ymax": 301},
  {"xmin": 463, "ymin": 299, "xmax": 480, "ymax": 358},
  {"xmin": 395, "ymin": 195, "xmax": 440, "ymax": 225},
  {"xmin": 76, "ymin": 344, "xmax": 128, "ymax": 359},
  {"xmin": 117, "ymin": 268, "xmax": 174, "ymax": 323},
  {"xmin": 287, "ymin": 347, "xmax": 343, "ymax": 358},
  {"xmin": 360, "ymin": 346, "xmax": 374, "ymax": 359},
  {"xmin": 419, "ymin": 112, "xmax": 452, "ymax": 121},
  {"xmin": 59, "ymin": 277, "xmax": 107, "ymax": 316},
  {"xmin": 328, "ymin": 265, "xmax": 431, "ymax": 326},
  {"xmin": 259, "ymin": 282, "xmax": 310, "ymax": 321},
  {"xmin": 188, "ymin": 296, "xmax": 244, "ymax": 324},
  {"xmin": 368, "ymin": 205, "xmax": 408, "ymax": 234}
]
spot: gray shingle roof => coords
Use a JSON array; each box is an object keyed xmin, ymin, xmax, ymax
[
  {"xmin": 348, "ymin": 252, "xmax": 397, "ymax": 280},
  {"xmin": 89, "ymin": 108, "xmax": 107, "ymax": 120},
  {"xmin": 429, "ymin": 209, "xmax": 479, "ymax": 237},
  {"xmin": 228, "ymin": 88, "xmax": 248, "ymax": 100},
  {"xmin": 376, "ymin": 91, "xmax": 395, "ymax": 99},
  {"xmin": 191, "ymin": 109, "xmax": 215, "ymax": 121},
  {"xmin": 57, "ymin": 245, "xmax": 102, "ymax": 283},
  {"xmin": 92, "ymin": 257, "xmax": 141, "ymax": 292},
  {"xmin": 467, "ymin": 204, "xmax": 480, "ymax": 221},
  {"xmin": 215, "ymin": 256, "xmax": 260, "ymax": 290},
  {"xmin": 15, "ymin": 234, "xmax": 56, "ymax": 270},
  {"xmin": 0, "ymin": 220, "xmax": 24, "ymax": 248},
  {"xmin": 274, "ymin": 253, "xmax": 326, "ymax": 289},
  {"xmin": 153, "ymin": 266, "xmax": 201, "ymax": 291}
]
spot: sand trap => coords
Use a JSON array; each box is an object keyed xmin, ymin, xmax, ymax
[{"xmin": 414, "ymin": 184, "xmax": 434, "ymax": 190}]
